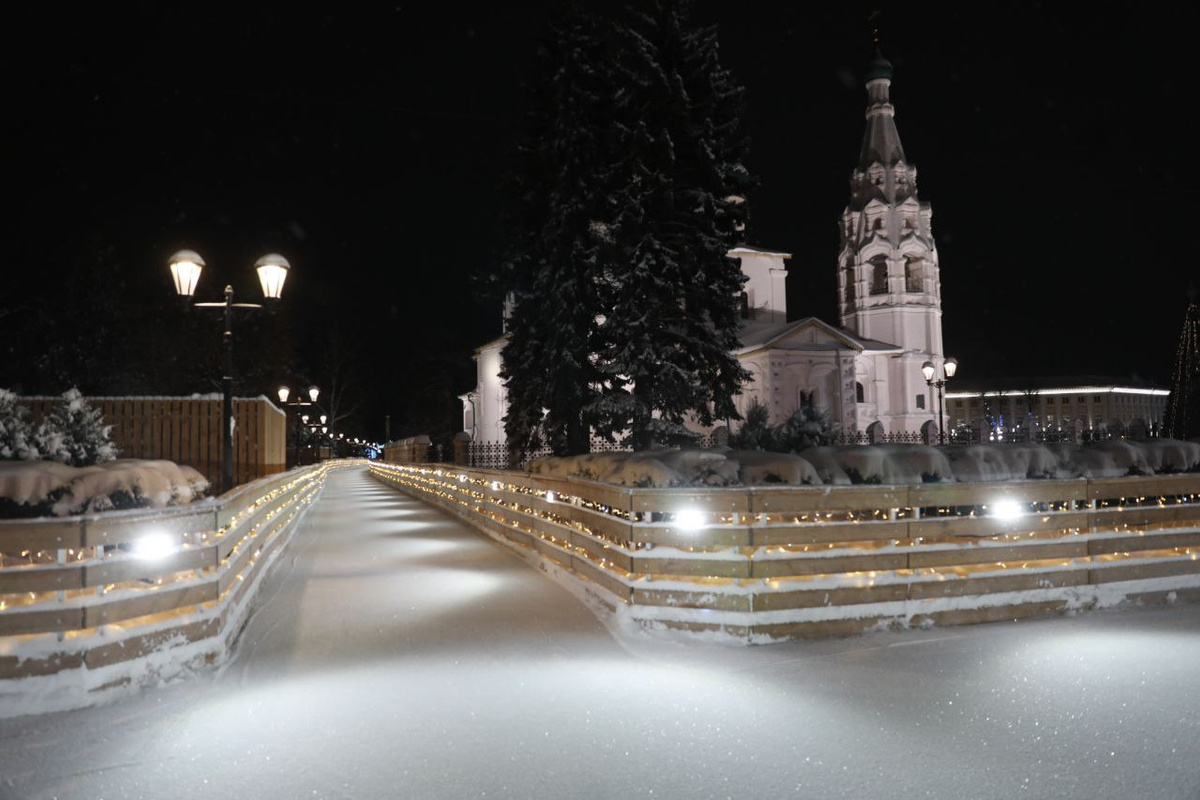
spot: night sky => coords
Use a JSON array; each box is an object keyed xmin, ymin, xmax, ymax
[{"xmin": 8, "ymin": 2, "xmax": 1197, "ymax": 443}]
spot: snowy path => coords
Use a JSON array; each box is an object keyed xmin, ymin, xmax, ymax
[{"xmin": 2, "ymin": 466, "xmax": 1200, "ymax": 799}]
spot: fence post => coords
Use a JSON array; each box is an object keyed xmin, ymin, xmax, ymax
[{"xmin": 454, "ymin": 432, "xmax": 471, "ymax": 466}]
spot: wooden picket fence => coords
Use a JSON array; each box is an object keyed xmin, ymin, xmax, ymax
[
  {"xmin": 21, "ymin": 395, "xmax": 285, "ymax": 488},
  {"xmin": 370, "ymin": 463, "xmax": 1200, "ymax": 641}
]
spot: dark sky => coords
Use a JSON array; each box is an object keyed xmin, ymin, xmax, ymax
[{"xmin": 7, "ymin": 2, "xmax": 1197, "ymax": 442}]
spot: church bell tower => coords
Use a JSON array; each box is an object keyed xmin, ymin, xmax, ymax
[{"xmin": 836, "ymin": 50, "xmax": 947, "ymax": 433}]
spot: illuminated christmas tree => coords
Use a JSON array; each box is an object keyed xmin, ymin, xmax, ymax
[{"xmin": 1164, "ymin": 289, "xmax": 1199, "ymax": 440}]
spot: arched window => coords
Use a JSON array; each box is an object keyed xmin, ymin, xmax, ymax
[
  {"xmin": 855, "ymin": 382, "xmax": 865, "ymax": 403},
  {"xmin": 905, "ymin": 257, "xmax": 924, "ymax": 293},
  {"xmin": 870, "ymin": 257, "xmax": 888, "ymax": 295},
  {"xmin": 843, "ymin": 264, "xmax": 857, "ymax": 307}
]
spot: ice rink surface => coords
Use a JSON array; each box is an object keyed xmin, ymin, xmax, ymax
[{"xmin": 2, "ymin": 467, "xmax": 1198, "ymax": 799}]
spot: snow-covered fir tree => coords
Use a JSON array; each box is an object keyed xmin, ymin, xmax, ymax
[
  {"xmin": 500, "ymin": 9, "xmax": 623, "ymax": 456},
  {"xmin": 1164, "ymin": 290, "xmax": 1199, "ymax": 440},
  {"xmin": 37, "ymin": 389, "xmax": 117, "ymax": 467},
  {"xmin": 0, "ymin": 389, "xmax": 38, "ymax": 461},
  {"xmin": 584, "ymin": 1, "xmax": 754, "ymax": 450},
  {"xmin": 729, "ymin": 400, "xmax": 777, "ymax": 451},
  {"xmin": 777, "ymin": 396, "xmax": 842, "ymax": 452},
  {"xmin": 499, "ymin": 1, "xmax": 754, "ymax": 454}
]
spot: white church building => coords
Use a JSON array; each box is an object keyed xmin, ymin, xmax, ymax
[{"xmin": 462, "ymin": 51, "xmax": 949, "ymax": 447}]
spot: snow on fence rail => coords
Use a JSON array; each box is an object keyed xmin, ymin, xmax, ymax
[
  {"xmin": 0, "ymin": 462, "xmax": 337, "ymax": 717},
  {"xmin": 370, "ymin": 462, "xmax": 1200, "ymax": 642}
]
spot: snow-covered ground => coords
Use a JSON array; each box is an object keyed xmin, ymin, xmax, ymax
[{"xmin": 1, "ymin": 467, "xmax": 1198, "ymax": 799}]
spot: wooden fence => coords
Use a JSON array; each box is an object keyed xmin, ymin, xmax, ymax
[
  {"xmin": 22, "ymin": 395, "xmax": 286, "ymax": 488},
  {"xmin": 0, "ymin": 462, "xmax": 336, "ymax": 714},
  {"xmin": 370, "ymin": 463, "xmax": 1200, "ymax": 641}
]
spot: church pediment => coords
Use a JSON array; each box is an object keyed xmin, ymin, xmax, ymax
[{"xmin": 738, "ymin": 317, "xmax": 902, "ymax": 356}]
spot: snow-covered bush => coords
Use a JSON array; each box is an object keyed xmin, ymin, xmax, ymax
[
  {"xmin": 35, "ymin": 389, "xmax": 117, "ymax": 467},
  {"xmin": 0, "ymin": 459, "xmax": 209, "ymax": 518},
  {"xmin": 732, "ymin": 450, "xmax": 822, "ymax": 485},
  {"xmin": 523, "ymin": 438, "xmax": 1200, "ymax": 488},
  {"xmin": 0, "ymin": 389, "xmax": 39, "ymax": 461}
]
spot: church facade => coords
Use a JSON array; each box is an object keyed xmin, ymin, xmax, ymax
[{"xmin": 462, "ymin": 52, "xmax": 948, "ymax": 447}]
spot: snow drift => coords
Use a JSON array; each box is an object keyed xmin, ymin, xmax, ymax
[{"xmin": 527, "ymin": 439, "xmax": 1200, "ymax": 488}]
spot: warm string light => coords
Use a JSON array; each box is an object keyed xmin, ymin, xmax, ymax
[
  {"xmin": 0, "ymin": 464, "xmax": 330, "ymax": 634},
  {"xmin": 369, "ymin": 462, "xmax": 1200, "ymax": 616}
]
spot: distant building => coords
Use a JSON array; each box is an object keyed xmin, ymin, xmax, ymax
[{"xmin": 944, "ymin": 377, "xmax": 1170, "ymax": 442}]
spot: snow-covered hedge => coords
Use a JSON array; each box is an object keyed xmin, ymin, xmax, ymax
[
  {"xmin": 0, "ymin": 459, "xmax": 209, "ymax": 518},
  {"xmin": 527, "ymin": 440, "xmax": 1200, "ymax": 488}
]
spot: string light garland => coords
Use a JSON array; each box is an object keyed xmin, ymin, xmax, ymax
[{"xmin": 367, "ymin": 462, "xmax": 1200, "ymax": 635}]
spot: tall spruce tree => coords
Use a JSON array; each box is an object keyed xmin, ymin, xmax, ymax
[
  {"xmin": 1164, "ymin": 289, "xmax": 1199, "ymax": 440},
  {"xmin": 585, "ymin": 1, "xmax": 753, "ymax": 450},
  {"xmin": 501, "ymin": 1, "xmax": 753, "ymax": 456},
  {"xmin": 500, "ymin": 10, "xmax": 619, "ymax": 457}
]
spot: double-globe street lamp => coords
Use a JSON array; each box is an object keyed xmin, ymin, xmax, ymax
[
  {"xmin": 277, "ymin": 385, "xmax": 320, "ymax": 467},
  {"xmin": 169, "ymin": 249, "xmax": 290, "ymax": 493},
  {"xmin": 921, "ymin": 357, "xmax": 958, "ymax": 446},
  {"xmin": 299, "ymin": 412, "xmax": 330, "ymax": 464}
]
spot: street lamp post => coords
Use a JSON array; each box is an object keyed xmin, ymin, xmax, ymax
[
  {"xmin": 169, "ymin": 249, "xmax": 290, "ymax": 493},
  {"xmin": 277, "ymin": 385, "xmax": 319, "ymax": 467},
  {"xmin": 921, "ymin": 357, "xmax": 959, "ymax": 446}
]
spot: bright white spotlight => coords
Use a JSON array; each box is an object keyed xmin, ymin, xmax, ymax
[
  {"xmin": 673, "ymin": 508, "xmax": 707, "ymax": 531},
  {"xmin": 491, "ymin": 481, "xmax": 502, "ymax": 491},
  {"xmin": 458, "ymin": 474, "xmax": 467, "ymax": 483},
  {"xmin": 991, "ymin": 500, "xmax": 1024, "ymax": 520},
  {"xmin": 545, "ymin": 491, "xmax": 556, "ymax": 503},
  {"xmin": 131, "ymin": 533, "xmax": 178, "ymax": 560}
]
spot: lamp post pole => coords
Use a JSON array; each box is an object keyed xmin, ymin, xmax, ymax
[
  {"xmin": 221, "ymin": 285, "xmax": 236, "ymax": 494},
  {"xmin": 170, "ymin": 250, "xmax": 290, "ymax": 494},
  {"xmin": 922, "ymin": 357, "xmax": 958, "ymax": 446}
]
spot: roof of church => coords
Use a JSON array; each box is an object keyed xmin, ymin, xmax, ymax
[
  {"xmin": 728, "ymin": 245, "xmax": 792, "ymax": 259},
  {"xmin": 858, "ymin": 50, "xmax": 906, "ymax": 169},
  {"xmin": 736, "ymin": 316, "xmax": 902, "ymax": 355}
]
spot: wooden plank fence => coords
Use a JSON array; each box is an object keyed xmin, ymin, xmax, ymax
[
  {"xmin": 21, "ymin": 395, "xmax": 286, "ymax": 489},
  {"xmin": 370, "ymin": 463, "xmax": 1200, "ymax": 641},
  {"xmin": 0, "ymin": 462, "xmax": 337, "ymax": 711}
]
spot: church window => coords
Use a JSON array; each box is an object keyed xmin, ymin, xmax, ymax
[
  {"xmin": 916, "ymin": 394, "xmax": 926, "ymax": 409},
  {"xmin": 869, "ymin": 257, "xmax": 888, "ymax": 295},
  {"xmin": 855, "ymin": 382, "xmax": 865, "ymax": 403},
  {"xmin": 844, "ymin": 265, "xmax": 857, "ymax": 306},
  {"xmin": 873, "ymin": 217, "xmax": 883, "ymax": 230},
  {"xmin": 905, "ymin": 257, "xmax": 924, "ymax": 293}
]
